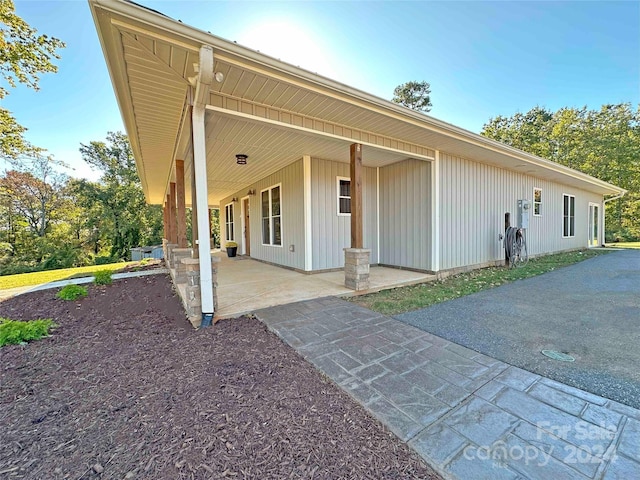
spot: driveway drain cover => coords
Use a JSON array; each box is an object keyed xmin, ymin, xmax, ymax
[{"xmin": 541, "ymin": 350, "xmax": 575, "ymax": 362}]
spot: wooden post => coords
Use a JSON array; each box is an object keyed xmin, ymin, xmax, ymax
[
  {"xmin": 505, "ymin": 212, "xmax": 511, "ymax": 266},
  {"xmin": 191, "ymin": 160, "xmax": 199, "ymax": 259},
  {"xmin": 175, "ymin": 160, "xmax": 187, "ymax": 248},
  {"xmin": 169, "ymin": 182, "xmax": 178, "ymax": 244},
  {"xmin": 208, "ymin": 208, "xmax": 213, "ymax": 245},
  {"xmin": 350, "ymin": 143, "xmax": 363, "ymax": 249},
  {"xmin": 166, "ymin": 194, "xmax": 174, "ymax": 243},
  {"xmin": 163, "ymin": 201, "xmax": 168, "ymax": 240}
]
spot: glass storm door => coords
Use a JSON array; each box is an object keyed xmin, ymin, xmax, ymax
[{"xmin": 588, "ymin": 204, "xmax": 599, "ymax": 247}]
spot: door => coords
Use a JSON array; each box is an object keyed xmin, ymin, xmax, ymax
[
  {"xmin": 243, "ymin": 198, "xmax": 251, "ymax": 256},
  {"xmin": 588, "ymin": 203, "xmax": 599, "ymax": 247}
]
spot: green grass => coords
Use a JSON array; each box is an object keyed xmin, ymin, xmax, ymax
[
  {"xmin": 56, "ymin": 284, "xmax": 88, "ymax": 301},
  {"xmin": 0, "ymin": 318, "xmax": 57, "ymax": 347},
  {"xmin": 351, "ymin": 249, "xmax": 611, "ymax": 315},
  {"xmin": 0, "ymin": 262, "xmax": 132, "ymax": 290},
  {"xmin": 606, "ymin": 242, "xmax": 640, "ymax": 249}
]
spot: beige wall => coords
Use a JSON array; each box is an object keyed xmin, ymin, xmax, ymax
[
  {"xmin": 438, "ymin": 152, "xmax": 603, "ymax": 270},
  {"xmin": 220, "ymin": 160, "xmax": 305, "ymax": 270}
]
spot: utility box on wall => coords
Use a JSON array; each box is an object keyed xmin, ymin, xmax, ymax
[{"xmin": 518, "ymin": 199, "xmax": 531, "ymax": 229}]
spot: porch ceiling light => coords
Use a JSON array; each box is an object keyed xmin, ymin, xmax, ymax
[
  {"xmin": 214, "ymin": 71, "xmax": 225, "ymax": 83},
  {"xmin": 236, "ymin": 154, "xmax": 248, "ymax": 165}
]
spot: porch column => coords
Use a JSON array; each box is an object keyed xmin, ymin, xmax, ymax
[
  {"xmin": 176, "ymin": 159, "xmax": 187, "ymax": 248},
  {"xmin": 169, "ymin": 182, "xmax": 178, "ymax": 244},
  {"xmin": 208, "ymin": 208, "xmax": 213, "ymax": 243},
  {"xmin": 163, "ymin": 201, "xmax": 169, "ymax": 240},
  {"xmin": 350, "ymin": 143, "xmax": 363, "ymax": 248},
  {"xmin": 431, "ymin": 150, "xmax": 440, "ymax": 272},
  {"xmin": 191, "ymin": 45, "xmax": 215, "ymax": 325},
  {"xmin": 344, "ymin": 143, "xmax": 370, "ymax": 291},
  {"xmin": 165, "ymin": 193, "xmax": 173, "ymax": 243},
  {"xmin": 191, "ymin": 159, "xmax": 199, "ymax": 259}
]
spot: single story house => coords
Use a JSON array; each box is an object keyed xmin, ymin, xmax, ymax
[{"xmin": 90, "ymin": 0, "xmax": 625, "ymax": 321}]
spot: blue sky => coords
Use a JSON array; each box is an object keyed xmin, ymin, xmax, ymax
[{"xmin": 4, "ymin": 0, "xmax": 639, "ymax": 180}]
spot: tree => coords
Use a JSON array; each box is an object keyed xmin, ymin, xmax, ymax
[
  {"xmin": 392, "ymin": 81, "xmax": 432, "ymax": 113},
  {"xmin": 0, "ymin": 0, "xmax": 65, "ymax": 160},
  {"xmin": 78, "ymin": 132, "xmax": 162, "ymax": 260},
  {"xmin": 481, "ymin": 103, "xmax": 640, "ymax": 240}
]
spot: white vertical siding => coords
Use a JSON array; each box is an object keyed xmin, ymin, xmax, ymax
[
  {"xmin": 379, "ymin": 159, "xmax": 432, "ymax": 271},
  {"xmin": 220, "ymin": 159, "xmax": 305, "ymax": 269},
  {"xmin": 310, "ymin": 158, "xmax": 378, "ymax": 270},
  {"xmin": 438, "ymin": 152, "xmax": 603, "ymax": 270}
]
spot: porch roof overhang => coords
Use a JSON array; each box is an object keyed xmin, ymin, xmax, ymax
[{"xmin": 90, "ymin": 0, "xmax": 626, "ymax": 207}]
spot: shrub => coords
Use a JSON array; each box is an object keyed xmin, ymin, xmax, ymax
[
  {"xmin": 0, "ymin": 318, "xmax": 57, "ymax": 347},
  {"xmin": 93, "ymin": 269, "xmax": 113, "ymax": 285},
  {"xmin": 56, "ymin": 284, "xmax": 88, "ymax": 301}
]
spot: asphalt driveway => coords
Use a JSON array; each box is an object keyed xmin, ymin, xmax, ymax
[{"xmin": 395, "ymin": 249, "xmax": 640, "ymax": 409}]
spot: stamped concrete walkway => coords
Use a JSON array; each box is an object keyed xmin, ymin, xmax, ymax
[{"xmin": 255, "ymin": 297, "xmax": 640, "ymax": 480}]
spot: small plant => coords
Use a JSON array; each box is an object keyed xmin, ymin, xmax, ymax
[
  {"xmin": 93, "ymin": 269, "xmax": 113, "ymax": 285},
  {"xmin": 56, "ymin": 284, "xmax": 88, "ymax": 301},
  {"xmin": 225, "ymin": 241, "xmax": 238, "ymax": 248},
  {"xmin": 0, "ymin": 318, "xmax": 57, "ymax": 347},
  {"xmin": 139, "ymin": 258, "xmax": 151, "ymax": 265}
]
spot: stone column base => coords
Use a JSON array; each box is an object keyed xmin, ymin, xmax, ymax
[
  {"xmin": 181, "ymin": 257, "xmax": 220, "ymax": 324},
  {"xmin": 164, "ymin": 243, "xmax": 178, "ymax": 268},
  {"xmin": 344, "ymin": 248, "xmax": 371, "ymax": 291},
  {"xmin": 170, "ymin": 247, "xmax": 191, "ymax": 271}
]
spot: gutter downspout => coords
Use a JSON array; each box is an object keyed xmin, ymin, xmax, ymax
[{"xmin": 602, "ymin": 192, "xmax": 627, "ymax": 246}]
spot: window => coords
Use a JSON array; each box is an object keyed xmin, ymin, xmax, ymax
[
  {"xmin": 261, "ymin": 184, "xmax": 282, "ymax": 246},
  {"xmin": 337, "ymin": 177, "xmax": 351, "ymax": 215},
  {"xmin": 562, "ymin": 194, "xmax": 575, "ymax": 237},
  {"xmin": 224, "ymin": 203, "xmax": 234, "ymax": 241},
  {"xmin": 533, "ymin": 188, "xmax": 542, "ymax": 216}
]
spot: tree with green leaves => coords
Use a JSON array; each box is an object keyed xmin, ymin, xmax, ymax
[
  {"xmin": 392, "ymin": 81, "xmax": 432, "ymax": 113},
  {"xmin": 0, "ymin": 0, "xmax": 65, "ymax": 160},
  {"xmin": 482, "ymin": 103, "xmax": 640, "ymax": 241},
  {"xmin": 78, "ymin": 132, "xmax": 162, "ymax": 260}
]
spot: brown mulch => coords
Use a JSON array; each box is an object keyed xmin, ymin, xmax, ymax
[{"xmin": 0, "ymin": 275, "xmax": 441, "ymax": 479}]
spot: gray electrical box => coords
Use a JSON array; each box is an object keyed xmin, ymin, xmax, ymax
[{"xmin": 518, "ymin": 199, "xmax": 531, "ymax": 229}]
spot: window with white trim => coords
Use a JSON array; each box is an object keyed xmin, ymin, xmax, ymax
[
  {"xmin": 562, "ymin": 194, "xmax": 575, "ymax": 237},
  {"xmin": 533, "ymin": 188, "xmax": 542, "ymax": 216},
  {"xmin": 261, "ymin": 184, "xmax": 282, "ymax": 246},
  {"xmin": 224, "ymin": 203, "xmax": 234, "ymax": 241},
  {"xmin": 337, "ymin": 177, "xmax": 351, "ymax": 215}
]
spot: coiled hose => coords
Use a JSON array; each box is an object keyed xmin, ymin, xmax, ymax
[{"xmin": 504, "ymin": 226, "xmax": 528, "ymax": 268}]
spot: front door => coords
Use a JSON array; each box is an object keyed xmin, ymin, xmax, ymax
[
  {"xmin": 243, "ymin": 198, "xmax": 251, "ymax": 256},
  {"xmin": 588, "ymin": 203, "xmax": 599, "ymax": 247}
]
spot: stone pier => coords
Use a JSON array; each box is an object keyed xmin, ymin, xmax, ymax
[{"xmin": 344, "ymin": 248, "xmax": 371, "ymax": 291}]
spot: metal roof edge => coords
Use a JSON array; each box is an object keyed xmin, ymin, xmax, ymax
[{"xmin": 89, "ymin": 0, "xmax": 626, "ymax": 197}]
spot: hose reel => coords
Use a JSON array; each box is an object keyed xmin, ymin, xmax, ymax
[{"xmin": 504, "ymin": 226, "xmax": 528, "ymax": 268}]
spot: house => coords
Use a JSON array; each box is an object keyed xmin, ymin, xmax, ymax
[{"xmin": 90, "ymin": 0, "xmax": 626, "ymax": 322}]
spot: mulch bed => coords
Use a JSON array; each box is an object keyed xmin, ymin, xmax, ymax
[{"xmin": 0, "ymin": 275, "xmax": 440, "ymax": 479}]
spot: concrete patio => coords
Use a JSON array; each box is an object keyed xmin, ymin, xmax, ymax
[{"xmin": 214, "ymin": 252, "xmax": 435, "ymax": 319}]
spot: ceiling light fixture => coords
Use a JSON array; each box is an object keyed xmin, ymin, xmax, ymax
[{"xmin": 235, "ymin": 154, "xmax": 248, "ymax": 165}]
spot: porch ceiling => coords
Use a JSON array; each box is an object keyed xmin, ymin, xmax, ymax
[
  {"xmin": 181, "ymin": 111, "xmax": 416, "ymax": 205},
  {"xmin": 91, "ymin": 0, "xmax": 625, "ymax": 207}
]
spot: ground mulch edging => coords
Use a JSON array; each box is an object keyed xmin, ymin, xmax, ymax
[{"xmin": 0, "ymin": 275, "xmax": 440, "ymax": 479}]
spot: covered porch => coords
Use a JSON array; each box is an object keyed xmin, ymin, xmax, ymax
[{"xmin": 192, "ymin": 252, "xmax": 435, "ymax": 322}]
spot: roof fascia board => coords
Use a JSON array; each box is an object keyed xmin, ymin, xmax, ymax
[{"xmin": 91, "ymin": 0, "xmax": 625, "ymax": 196}]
